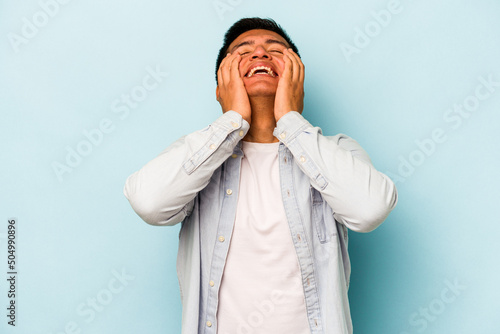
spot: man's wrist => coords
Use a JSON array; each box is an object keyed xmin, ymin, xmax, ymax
[
  {"xmin": 275, "ymin": 110, "xmax": 288, "ymax": 122},
  {"xmin": 273, "ymin": 111, "xmax": 311, "ymax": 143}
]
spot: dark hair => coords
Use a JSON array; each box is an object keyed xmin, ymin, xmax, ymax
[{"xmin": 215, "ymin": 17, "xmax": 300, "ymax": 83}]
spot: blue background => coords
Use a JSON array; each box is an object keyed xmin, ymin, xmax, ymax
[{"xmin": 1, "ymin": 0, "xmax": 499, "ymax": 333}]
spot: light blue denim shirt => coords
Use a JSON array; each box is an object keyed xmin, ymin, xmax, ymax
[{"xmin": 124, "ymin": 110, "xmax": 398, "ymax": 334}]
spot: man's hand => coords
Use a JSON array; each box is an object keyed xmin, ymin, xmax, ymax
[
  {"xmin": 216, "ymin": 52, "xmax": 252, "ymax": 124},
  {"xmin": 274, "ymin": 48, "xmax": 305, "ymax": 121}
]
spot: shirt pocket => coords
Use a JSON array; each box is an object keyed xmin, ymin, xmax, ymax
[{"xmin": 310, "ymin": 186, "xmax": 337, "ymax": 243}]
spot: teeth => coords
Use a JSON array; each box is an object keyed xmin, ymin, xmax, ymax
[{"xmin": 247, "ymin": 66, "xmax": 275, "ymax": 78}]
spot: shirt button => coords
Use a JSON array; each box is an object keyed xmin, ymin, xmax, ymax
[
  {"xmin": 218, "ymin": 236, "xmax": 225, "ymax": 242},
  {"xmin": 300, "ymin": 156, "xmax": 306, "ymax": 163},
  {"xmin": 239, "ymin": 130, "xmax": 244, "ymax": 137},
  {"xmin": 206, "ymin": 321, "xmax": 212, "ymax": 327},
  {"xmin": 226, "ymin": 189, "xmax": 232, "ymax": 195},
  {"xmin": 231, "ymin": 154, "xmax": 237, "ymax": 158},
  {"xmin": 209, "ymin": 280, "xmax": 215, "ymax": 287},
  {"xmin": 209, "ymin": 143, "xmax": 215, "ymax": 150},
  {"xmin": 231, "ymin": 121, "xmax": 239, "ymax": 128},
  {"xmin": 280, "ymin": 132, "xmax": 286, "ymax": 139}
]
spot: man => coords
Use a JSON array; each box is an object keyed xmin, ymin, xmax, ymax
[{"xmin": 124, "ymin": 17, "xmax": 398, "ymax": 334}]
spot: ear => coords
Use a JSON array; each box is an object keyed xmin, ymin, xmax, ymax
[{"xmin": 215, "ymin": 86, "xmax": 220, "ymax": 101}]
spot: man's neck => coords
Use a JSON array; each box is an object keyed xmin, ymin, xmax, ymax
[{"xmin": 242, "ymin": 96, "xmax": 279, "ymax": 143}]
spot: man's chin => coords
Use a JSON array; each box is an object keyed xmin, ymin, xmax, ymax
[
  {"xmin": 244, "ymin": 83, "xmax": 277, "ymax": 97},
  {"xmin": 246, "ymin": 90, "xmax": 277, "ymax": 98}
]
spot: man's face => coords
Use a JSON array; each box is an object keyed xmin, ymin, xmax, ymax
[{"xmin": 226, "ymin": 29, "xmax": 290, "ymax": 97}]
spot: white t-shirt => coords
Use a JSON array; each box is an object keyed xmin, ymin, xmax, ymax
[{"xmin": 216, "ymin": 140, "xmax": 311, "ymax": 334}]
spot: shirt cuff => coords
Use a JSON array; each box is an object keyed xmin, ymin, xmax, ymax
[
  {"xmin": 273, "ymin": 111, "xmax": 312, "ymax": 144},
  {"xmin": 212, "ymin": 110, "xmax": 250, "ymax": 134}
]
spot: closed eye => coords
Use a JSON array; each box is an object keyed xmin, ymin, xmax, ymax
[{"xmin": 239, "ymin": 50, "xmax": 282, "ymax": 56}]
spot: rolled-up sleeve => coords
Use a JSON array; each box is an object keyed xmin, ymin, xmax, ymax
[
  {"xmin": 124, "ymin": 110, "xmax": 250, "ymax": 226},
  {"xmin": 273, "ymin": 111, "xmax": 398, "ymax": 233}
]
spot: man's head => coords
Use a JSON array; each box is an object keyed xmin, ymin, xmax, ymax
[{"xmin": 215, "ymin": 17, "xmax": 300, "ymax": 84}]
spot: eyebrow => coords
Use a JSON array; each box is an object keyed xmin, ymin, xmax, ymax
[{"xmin": 229, "ymin": 39, "xmax": 289, "ymax": 53}]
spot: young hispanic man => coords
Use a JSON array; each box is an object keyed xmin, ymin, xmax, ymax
[{"xmin": 124, "ymin": 17, "xmax": 398, "ymax": 334}]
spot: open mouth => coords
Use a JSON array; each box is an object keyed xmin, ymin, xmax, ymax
[{"xmin": 245, "ymin": 66, "xmax": 277, "ymax": 78}]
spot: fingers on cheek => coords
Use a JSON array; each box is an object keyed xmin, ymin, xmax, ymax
[
  {"xmin": 233, "ymin": 55, "xmax": 240, "ymax": 70},
  {"xmin": 278, "ymin": 57, "xmax": 285, "ymax": 72},
  {"xmin": 220, "ymin": 54, "xmax": 230, "ymax": 68},
  {"xmin": 234, "ymin": 54, "xmax": 241, "ymax": 67},
  {"xmin": 286, "ymin": 54, "xmax": 293, "ymax": 73},
  {"xmin": 290, "ymin": 52, "xmax": 300, "ymax": 69},
  {"xmin": 289, "ymin": 52, "xmax": 301, "ymax": 75},
  {"xmin": 227, "ymin": 58, "xmax": 235, "ymax": 76},
  {"xmin": 236, "ymin": 58, "xmax": 244, "ymax": 77}
]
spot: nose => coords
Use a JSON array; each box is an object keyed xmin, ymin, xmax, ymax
[{"xmin": 250, "ymin": 45, "xmax": 271, "ymax": 59}]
